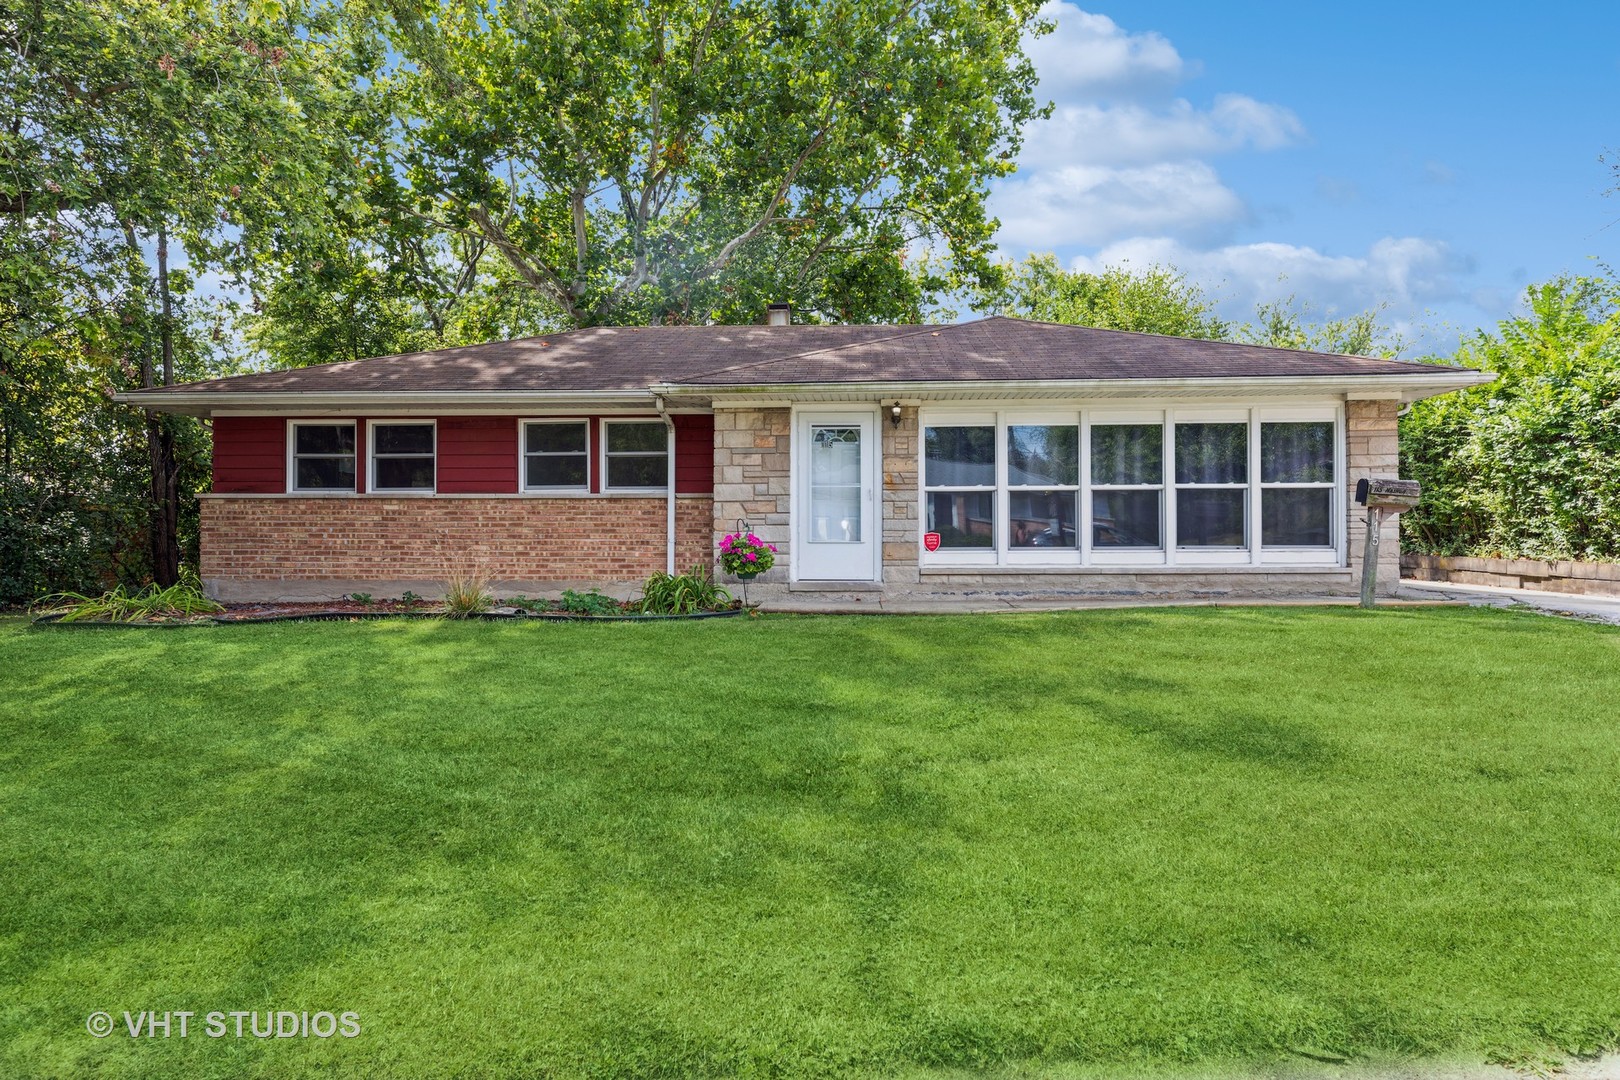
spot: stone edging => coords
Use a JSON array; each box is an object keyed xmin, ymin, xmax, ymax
[
  {"xmin": 29, "ymin": 608, "xmax": 748, "ymax": 628},
  {"xmin": 1402, "ymin": 553, "xmax": 1620, "ymax": 597}
]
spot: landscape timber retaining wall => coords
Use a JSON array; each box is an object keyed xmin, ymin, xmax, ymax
[{"xmin": 1402, "ymin": 553, "xmax": 1620, "ymax": 596}]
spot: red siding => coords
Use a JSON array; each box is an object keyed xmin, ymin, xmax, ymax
[
  {"xmin": 674, "ymin": 414, "xmax": 714, "ymax": 494},
  {"xmin": 209, "ymin": 414, "xmax": 715, "ymax": 497},
  {"xmin": 211, "ymin": 417, "xmax": 284, "ymax": 493},
  {"xmin": 589, "ymin": 417, "xmax": 602, "ymax": 494},
  {"xmin": 438, "ymin": 416, "xmax": 518, "ymax": 494},
  {"xmin": 355, "ymin": 419, "xmax": 367, "ymax": 494}
]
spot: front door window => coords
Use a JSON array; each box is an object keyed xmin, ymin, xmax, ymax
[{"xmin": 809, "ymin": 426, "xmax": 862, "ymax": 543}]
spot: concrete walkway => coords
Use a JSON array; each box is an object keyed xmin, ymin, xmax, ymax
[
  {"xmin": 757, "ymin": 580, "xmax": 1620, "ymax": 622},
  {"xmin": 1398, "ymin": 578, "xmax": 1620, "ymax": 626},
  {"xmin": 760, "ymin": 594, "xmax": 1458, "ymax": 616}
]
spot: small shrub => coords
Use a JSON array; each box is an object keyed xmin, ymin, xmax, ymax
[
  {"xmin": 559, "ymin": 589, "xmax": 622, "ymax": 616},
  {"xmin": 637, "ymin": 565, "xmax": 732, "ymax": 615},
  {"xmin": 35, "ymin": 581, "xmax": 224, "ymax": 623},
  {"xmin": 400, "ymin": 590, "xmax": 424, "ymax": 607},
  {"xmin": 442, "ymin": 568, "xmax": 493, "ymax": 618},
  {"xmin": 503, "ymin": 595, "xmax": 547, "ymax": 613},
  {"xmin": 348, "ymin": 592, "xmax": 374, "ymax": 605}
]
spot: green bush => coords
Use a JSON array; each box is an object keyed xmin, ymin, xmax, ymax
[
  {"xmin": 1401, "ymin": 274, "xmax": 1620, "ymax": 561},
  {"xmin": 35, "ymin": 578, "xmax": 223, "ymax": 623},
  {"xmin": 558, "ymin": 589, "xmax": 622, "ymax": 616},
  {"xmin": 636, "ymin": 565, "xmax": 732, "ymax": 615}
]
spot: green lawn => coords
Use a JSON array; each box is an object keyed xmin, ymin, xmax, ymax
[{"xmin": 2, "ymin": 607, "xmax": 1619, "ymax": 1078}]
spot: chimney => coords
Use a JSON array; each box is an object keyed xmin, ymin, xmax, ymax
[{"xmin": 765, "ymin": 302, "xmax": 792, "ymax": 327}]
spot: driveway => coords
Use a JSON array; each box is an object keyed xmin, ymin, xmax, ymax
[{"xmin": 1399, "ymin": 578, "xmax": 1620, "ymax": 626}]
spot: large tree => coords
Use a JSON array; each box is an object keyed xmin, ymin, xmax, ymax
[
  {"xmin": 1, "ymin": 0, "xmax": 354, "ymax": 586},
  {"xmin": 976, "ymin": 253, "xmax": 1229, "ymax": 339},
  {"xmin": 357, "ymin": 0, "xmax": 1047, "ymax": 328}
]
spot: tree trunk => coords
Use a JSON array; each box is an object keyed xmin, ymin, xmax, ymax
[{"xmin": 147, "ymin": 226, "xmax": 180, "ymax": 587}]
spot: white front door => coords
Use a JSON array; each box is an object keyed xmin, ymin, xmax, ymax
[{"xmin": 795, "ymin": 410, "xmax": 879, "ymax": 581}]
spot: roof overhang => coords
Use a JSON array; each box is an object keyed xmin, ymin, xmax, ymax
[
  {"xmin": 110, "ymin": 388, "xmax": 664, "ymax": 417},
  {"xmin": 653, "ymin": 370, "xmax": 1495, "ymax": 405},
  {"xmin": 114, "ymin": 370, "xmax": 1494, "ymax": 416}
]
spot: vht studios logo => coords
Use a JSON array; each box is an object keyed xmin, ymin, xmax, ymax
[{"xmin": 86, "ymin": 1010, "xmax": 361, "ymax": 1039}]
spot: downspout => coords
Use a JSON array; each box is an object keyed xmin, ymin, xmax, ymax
[{"xmin": 655, "ymin": 394, "xmax": 676, "ymax": 575}]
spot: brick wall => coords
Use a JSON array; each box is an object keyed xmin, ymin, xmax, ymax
[
  {"xmin": 711, "ymin": 407, "xmax": 790, "ymax": 582},
  {"xmin": 199, "ymin": 495, "xmax": 712, "ymax": 600},
  {"xmin": 1345, "ymin": 398, "xmax": 1402, "ymax": 594}
]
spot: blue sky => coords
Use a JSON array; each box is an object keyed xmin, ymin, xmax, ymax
[{"xmin": 987, "ymin": 2, "xmax": 1620, "ymax": 353}]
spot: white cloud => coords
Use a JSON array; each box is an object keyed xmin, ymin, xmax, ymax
[
  {"xmin": 1020, "ymin": 94, "xmax": 1305, "ymax": 169},
  {"xmin": 1025, "ymin": 3, "xmax": 1188, "ymax": 99},
  {"xmin": 1000, "ymin": 5, "xmax": 1304, "ymax": 250},
  {"xmin": 993, "ymin": 162, "xmax": 1248, "ymax": 249},
  {"xmin": 1067, "ymin": 236, "xmax": 1466, "ymax": 318}
]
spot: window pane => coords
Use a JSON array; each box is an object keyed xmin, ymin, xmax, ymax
[
  {"xmin": 374, "ymin": 457, "xmax": 433, "ymax": 490},
  {"xmin": 924, "ymin": 426, "xmax": 995, "ymax": 487},
  {"xmin": 1175, "ymin": 423, "xmax": 1248, "ymax": 484},
  {"xmin": 294, "ymin": 424, "xmax": 354, "ymax": 455},
  {"xmin": 1263, "ymin": 488, "xmax": 1332, "ymax": 546},
  {"xmin": 1177, "ymin": 489, "xmax": 1246, "ymax": 547},
  {"xmin": 1093, "ymin": 490, "xmax": 1162, "ymax": 548},
  {"xmin": 526, "ymin": 423, "xmax": 587, "ymax": 454},
  {"xmin": 607, "ymin": 455, "xmax": 667, "ymax": 489},
  {"xmin": 295, "ymin": 456, "xmax": 355, "ymax": 490},
  {"xmin": 1007, "ymin": 425, "xmax": 1078, "ymax": 486},
  {"xmin": 1009, "ymin": 490, "xmax": 1076, "ymax": 548},
  {"xmin": 808, "ymin": 485, "xmax": 862, "ymax": 542},
  {"xmin": 810, "ymin": 427, "xmax": 861, "ymax": 483},
  {"xmin": 373, "ymin": 424, "xmax": 433, "ymax": 455},
  {"xmin": 526, "ymin": 455, "xmax": 587, "ymax": 488},
  {"xmin": 606, "ymin": 422, "xmax": 667, "ymax": 453},
  {"xmin": 924, "ymin": 491, "xmax": 994, "ymax": 548},
  {"xmin": 1091, "ymin": 424, "xmax": 1163, "ymax": 486},
  {"xmin": 1261, "ymin": 422, "xmax": 1334, "ymax": 483}
]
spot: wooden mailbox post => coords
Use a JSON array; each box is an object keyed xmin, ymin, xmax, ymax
[{"xmin": 1356, "ymin": 478, "xmax": 1421, "ymax": 608}]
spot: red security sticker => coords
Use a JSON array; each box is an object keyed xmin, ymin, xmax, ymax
[{"xmin": 922, "ymin": 532, "xmax": 941, "ymax": 552}]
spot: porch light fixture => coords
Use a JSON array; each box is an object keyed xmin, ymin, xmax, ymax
[{"xmin": 889, "ymin": 401, "xmax": 903, "ymax": 427}]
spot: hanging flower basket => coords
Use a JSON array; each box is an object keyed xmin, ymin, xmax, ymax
[{"xmin": 720, "ymin": 531, "xmax": 776, "ymax": 579}]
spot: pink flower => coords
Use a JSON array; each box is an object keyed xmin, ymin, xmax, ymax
[
  {"xmin": 768, "ymin": 545, "xmax": 777, "ymax": 553},
  {"xmin": 744, "ymin": 552, "xmax": 758, "ymax": 562}
]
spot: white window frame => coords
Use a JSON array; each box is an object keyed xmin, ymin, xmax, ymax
[
  {"xmin": 919, "ymin": 411, "xmax": 999, "ymax": 564},
  {"xmin": 1256, "ymin": 407, "xmax": 1342, "ymax": 564},
  {"xmin": 600, "ymin": 418, "xmax": 671, "ymax": 494},
  {"xmin": 367, "ymin": 419, "xmax": 437, "ymax": 495},
  {"xmin": 286, "ymin": 419, "xmax": 357, "ymax": 495},
  {"xmin": 915, "ymin": 402, "xmax": 1345, "ymax": 570},
  {"xmin": 518, "ymin": 418, "xmax": 591, "ymax": 494},
  {"xmin": 1003, "ymin": 412, "xmax": 1082, "ymax": 567},
  {"xmin": 1172, "ymin": 409, "xmax": 1252, "ymax": 565},
  {"xmin": 1085, "ymin": 410, "xmax": 1167, "ymax": 567}
]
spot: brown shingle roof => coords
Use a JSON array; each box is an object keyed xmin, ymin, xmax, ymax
[{"xmin": 126, "ymin": 317, "xmax": 1471, "ymax": 397}]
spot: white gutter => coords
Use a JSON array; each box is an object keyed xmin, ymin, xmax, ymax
[
  {"xmin": 111, "ymin": 389, "xmax": 661, "ymax": 415},
  {"xmin": 654, "ymin": 393, "xmax": 676, "ymax": 575},
  {"xmin": 651, "ymin": 370, "xmax": 1495, "ymax": 402}
]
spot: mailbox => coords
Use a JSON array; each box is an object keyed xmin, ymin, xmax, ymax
[{"xmin": 1355, "ymin": 477, "xmax": 1420, "ymax": 513}]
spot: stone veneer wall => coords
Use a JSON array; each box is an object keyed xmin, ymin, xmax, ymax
[
  {"xmin": 1345, "ymin": 398, "xmax": 1402, "ymax": 594},
  {"xmin": 710, "ymin": 407, "xmax": 791, "ymax": 582},
  {"xmin": 710, "ymin": 399, "xmax": 1400, "ymax": 600},
  {"xmin": 199, "ymin": 495, "xmax": 712, "ymax": 601},
  {"xmin": 881, "ymin": 405, "xmax": 921, "ymax": 585}
]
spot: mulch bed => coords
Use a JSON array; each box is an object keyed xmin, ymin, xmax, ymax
[{"xmin": 32, "ymin": 600, "xmax": 749, "ymax": 627}]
